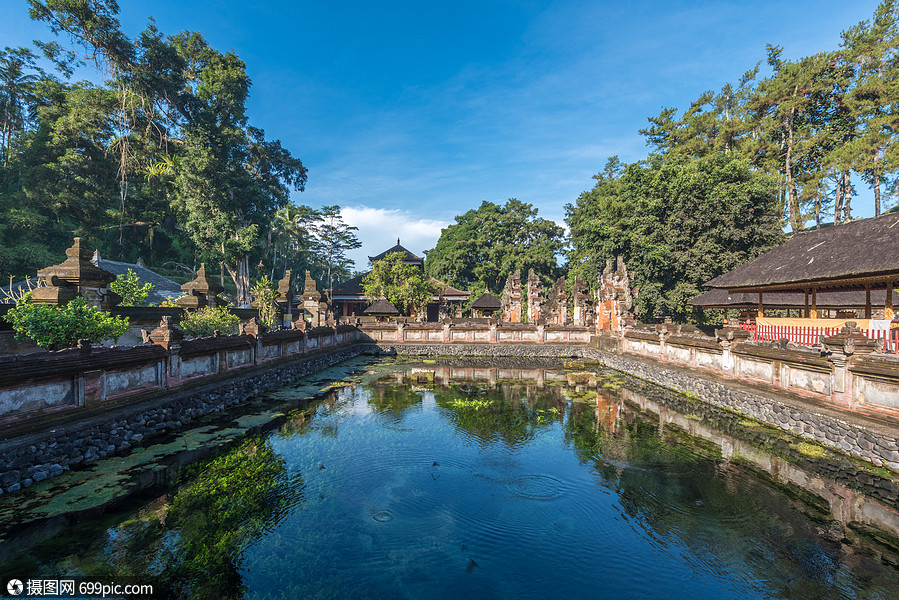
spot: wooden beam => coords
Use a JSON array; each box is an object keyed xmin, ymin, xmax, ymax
[{"xmin": 865, "ymin": 285, "xmax": 872, "ymax": 319}]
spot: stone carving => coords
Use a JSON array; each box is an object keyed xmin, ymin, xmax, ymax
[
  {"xmin": 526, "ymin": 269, "xmax": 544, "ymax": 323},
  {"xmin": 147, "ymin": 315, "xmax": 184, "ymax": 350},
  {"xmin": 32, "ymin": 238, "xmax": 120, "ymax": 309},
  {"xmin": 501, "ymin": 269, "xmax": 522, "ymax": 323},
  {"xmin": 596, "ymin": 256, "xmax": 635, "ymax": 331},
  {"xmin": 543, "ymin": 276, "xmax": 568, "ymax": 326},
  {"xmin": 176, "ymin": 263, "xmax": 225, "ymax": 310}
]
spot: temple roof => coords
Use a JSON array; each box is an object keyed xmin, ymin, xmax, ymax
[
  {"xmin": 689, "ymin": 287, "xmax": 889, "ymax": 309},
  {"xmin": 364, "ymin": 298, "xmax": 400, "ymax": 315},
  {"xmin": 705, "ymin": 212, "xmax": 899, "ymax": 292},
  {"xmin": 471, "ymin": 291, "xmax": 502, "ymax": 310},
  {"xmin": 368, "ymin": 239, "xmax": 423, "ymax": 265}
]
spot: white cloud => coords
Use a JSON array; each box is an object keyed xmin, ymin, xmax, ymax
[{"xmin": 340, "ymin": 206, "xmax": 450, "ymax": 271}]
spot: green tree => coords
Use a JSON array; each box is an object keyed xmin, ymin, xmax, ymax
[
  {"xmin": 109, "ymin": 268, "xmax": 153, "ymax": 306},
  {"xmin": 250, "ymin": 275, "xmax": 278, "ymax": 327},
  {"xmin": 566, "ymin": 154, "xmax": 784, "ymax": 322},
  {"xmin": 424, "ymin": 198, "xmax": 564, "ymax": 294},
  {"xmin": 4, "ymin": 294, "xmax": 129, "ymax": 350},
  {"xmin": 308, "ymin": 205, "xmax": 361, "ymax": 295},
  {"xmin": 839, "ymin": 0, "xmax": 899, "ymax": 217},
  {"xmin": 363, "ymin": 252, "xmax": 436, "ymax": 317}
]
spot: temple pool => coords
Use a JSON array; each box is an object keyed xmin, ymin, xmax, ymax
[{"xmin": 1, "ymin": 356, "xmax": 898, "ymax": 599}]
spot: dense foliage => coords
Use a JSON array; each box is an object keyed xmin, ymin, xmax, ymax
[
  {"xmin": 636, "ymin": 1, "xmax": 899, "ymax": 229},
  {"xmin": 424, "ymin": 199, "xmax": 565, "ymax": 295},
  {"xmin": 180, "ymin": 306, "xmax": 240, "ymax": 338},
  {"xmin": 250, "ymin": 276, "xmax": 279, "ymax": 328},
  {"xmin": 363, "ymin": 252, "xmax": 436, "ymax": 316},
  {"xmin": 4, "ymin": 295, "xmax": 130, "ymax": 349},
  {"xmin": 0, "ymin": 2, "xmax": 357, "ymax": 302},
  {"xmin": 566, "ymin": 155, "xmax": 785, "ymax": 322},
  {"xmin": 109, "ymin": 269, "xmax": 154, "ymax": 306}
]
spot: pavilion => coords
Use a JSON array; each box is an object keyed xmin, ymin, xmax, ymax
[
  {"xmin": 704, "ymin": 212, "xmax": 899, "ymax": 320},
  {"xmin": 331, "ymin": 239, "xmax": 470, "ymax": 321}
]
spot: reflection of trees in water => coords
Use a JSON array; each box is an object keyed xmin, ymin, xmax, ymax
[
  {"xmin": 434, "ymin": 383, "xmax": 564, "ymax": 447},
  {"xmin": 71, "ymin": 436, "xmax": 303, "ymax": 600},
  {"xmin": 565, "ymin": 388, "xmax": 898, "ymax": 599},
  {"xmin": 367, "ymin": 380, "xmax": 424, "ymax": 423}
]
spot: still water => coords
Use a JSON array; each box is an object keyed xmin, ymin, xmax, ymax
[{"xmin": 1, "ymin": 356, "xmax": 898, "ymax": 599}]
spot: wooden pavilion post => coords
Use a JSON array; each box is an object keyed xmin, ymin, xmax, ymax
[
  {"xmin": 865, "ymin": 285, "xmax": 872, "ymax": 319},
  {"xmin": 757, "ymin": 292, "xmax": 764, "ymax": 318},
  {"xmin": 810, "ymin": 287, "xmax": 818, "ymax": 319},
  {"xmin": 887, "ymin": 281, "xmax": 894, "ymax": 320},
  {"xmin": 804, "ymin": 289, "xmax": 809, "ymax": 318}
]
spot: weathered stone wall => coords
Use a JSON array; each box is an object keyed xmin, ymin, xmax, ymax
[
  {"xmin": 0, "ymin": 345, "xmax": 365, "ymax": 495},
  {"xmin": 579, "ymin": 346, "xmax": 899, "ymax": 473}
]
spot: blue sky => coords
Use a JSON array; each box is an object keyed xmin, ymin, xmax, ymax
[{"xmin": 1, "ymin": 0, "xmax": 885, "ymax": 269}]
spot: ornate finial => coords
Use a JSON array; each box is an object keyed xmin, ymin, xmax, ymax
[{"xmin": 397, "ymin": 237, "xmax": 400, "ymax": 245}]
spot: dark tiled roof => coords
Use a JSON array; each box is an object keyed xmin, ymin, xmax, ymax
[
  {"xmin": 428, "ymin": 277, "xmax": 470, "ymax": 299},
  {"xmin": 369, "ymin": 242, "xmax": 423, "ymax": 264},
  {"xmin": 689, "ymin": 287, "xmax": 888, "ymax": 308},
  {"xmin": 95, "ymin": 258, "xmax": 183, "ymax": 304},
  {"xmin": 706, "ymin": 212, "xmax": 899, "ymax": 290},
  {"xmin": 471, "ymin": 291, "xmax": 501, "ymax": 310},
  {"xmin": 331, "ymin": 273, "xmax": 365, "ymax": 297},
  {"xmin": 364, "ymin": 298, "xmax": 400, "ymax": 315},
  {"xmin": 3, "ymin": 259, "xmax": 182, "ymax": 305}
]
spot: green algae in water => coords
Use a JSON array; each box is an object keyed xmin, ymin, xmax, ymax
[{"xmin": 2, "ymin": 356, "xmax": 898, "ymax": 600}]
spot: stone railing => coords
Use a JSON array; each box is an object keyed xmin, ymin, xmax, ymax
[
  {"xmin": 613, "ymin": 323, "xmax": 899, "ymax": 419},
  {"xmin": 357, "ymin": 321, "xmax": 592, "ymax": 345},
  {"xmin": 0, "ymin": 321, "xmax": 362, "ymax": 426}
]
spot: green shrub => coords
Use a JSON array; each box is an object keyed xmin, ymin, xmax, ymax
[
  {"xmin": 180, "ymin": 306, "xmax": 240, "ymax": 338},
  {"xmin": 3, "ymin": 295, "xmax": 130, "ymax": 350},
  {"xmin": 110, "ymin": 269, "xmax": 154, "ymax": 307},
  {"xmin": 250, "ymin": 276, "xmax": 279, "ymax": 327}
]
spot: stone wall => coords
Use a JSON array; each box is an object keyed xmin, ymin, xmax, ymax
[
  {"xmin": 0, "ymin": 344, "xmax": 365, "ymax": 495},
  {"xmin": 579, "ymin": 344, "xmax": 899, "ymax": 473},
  {"xmin": 357, "ymin": 322, "xmax": 591, "ymax": 345}
]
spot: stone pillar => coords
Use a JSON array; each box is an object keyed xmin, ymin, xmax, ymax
[
  {"xmin": 526, "ymin": 269, "xmax": 544, "ymax": 323},
  {"xmin": 823, "ymin": 322, "xmax": 878, "ymax": 406},
  {"xmin": 715, "ymin": 326, "xmax": 750, "ymax": 374},
  {"xmin": 148, "ymin": 316, "xmax": 184, "ymax": 387},
  {"xmin": 276, "ymin": 270, "xmax": 294, "ymax": 326}
]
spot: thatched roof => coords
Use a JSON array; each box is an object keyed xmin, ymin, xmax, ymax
[
  {"xmin": 471, "ymin": 291, "xmax": 501, "ymax": 310},
  {"xmin": 364, "ymin": 298, "xmax": 400, "ymax": 315},
  {"xmin": 706, "ymin": 212, "xmax": 899, "ymax": 291},
  {"xmin": 368, "ymin": 240, "xmax": 423, "ymax": 265},
  {"xmin": 689, "ymin": 287, "xmax": 889, "ymax": 309}
]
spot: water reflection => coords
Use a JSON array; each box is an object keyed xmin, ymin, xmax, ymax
[{"xmin": 0, "ymin": 358, "xmax": 897, "ymax": 600}]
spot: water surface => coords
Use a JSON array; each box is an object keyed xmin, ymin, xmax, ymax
[{"xmin": 1, "ymin": 357, "xmax": 898, "ymax": 599}]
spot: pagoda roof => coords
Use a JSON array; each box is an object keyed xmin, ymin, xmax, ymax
[{"xmin": 369, "ymin": 239, "xmax": 423, "ymax": 264}]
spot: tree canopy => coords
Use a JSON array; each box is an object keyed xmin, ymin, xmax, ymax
[
  {"xmin": 363, "ymin": 252, "xmax": 436, "ymax": 317},
  {"xmin": 424, "ymin": 198, "xmax": 565, "ymax": 295},
  {"xmin": 566, "ymin": 154, "xmax": 785, "ymax": 322}
]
